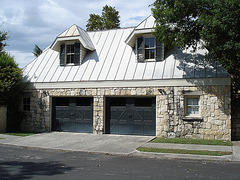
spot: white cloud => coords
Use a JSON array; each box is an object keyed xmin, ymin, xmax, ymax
[{"xmin": 8, "ymin": 50, "xmax": 35, "ymax": 68}]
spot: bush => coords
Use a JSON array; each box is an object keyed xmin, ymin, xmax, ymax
[{"xmin": 0, "ymin": 52, "xmax": 24, "ymax": 131}]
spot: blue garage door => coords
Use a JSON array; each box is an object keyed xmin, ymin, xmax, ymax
[
  {"xmin": 106, "ymin": 97, "xmax": 156, "ymax": 136},
  {"xmin": 52, "ymin": 97, "xmax": 93, "ymax": 133}
]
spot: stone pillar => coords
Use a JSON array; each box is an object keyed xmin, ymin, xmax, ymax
[
  {"xmin": 0, "ymin": 105, "xmax": 7, "ymax": 132},
  {"xmin": 93, "ymin": 95, "xmax": 104, "ymax": 134}
]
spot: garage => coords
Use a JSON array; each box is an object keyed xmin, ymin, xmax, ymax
[
  {"xmin": 105, "ymin": 97, "xmax": 156, "ymax": 136},
  {"xmin": 52, "ymin": 97, "xmax": 93, "ymax": 133}
]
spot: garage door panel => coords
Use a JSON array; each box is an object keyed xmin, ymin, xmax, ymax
[
  {"xmin": 61, "ymin": 119, "xmax": 76, "ymax": 132},
  {"xmin": 133, "ymin": 124, "xmax": 144, "ymax": 135},
  {"xmin": 56, "ymin": 108, "xmax": 68, "ymax": 119},
  {"xmin": 119, "ymin": 124, "xmax": 133, "ymax": 134}
]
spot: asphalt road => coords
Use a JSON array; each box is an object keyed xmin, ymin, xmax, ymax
[{"xmin": 1, "ymin": 144, "xmax": 240, "ymax": 180}]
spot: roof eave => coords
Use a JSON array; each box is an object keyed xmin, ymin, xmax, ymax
[
  {"xmin": 51, "ymin": 36, "xmax": 95, "ymax": 52},
  {"xmin": 125, "ymin": 28, "xmax": 155, "ymax": 47}
]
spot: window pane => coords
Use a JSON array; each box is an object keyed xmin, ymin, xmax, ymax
[
  {"xmin": 186, "ymin": 97, "xmax": 200, "ymax": 115},
  {"xmin": 67, "ymin": 45, "xmax": 71, "ymax": 53},
  {"xmin": 145, "ymin": 49, "xmax": 150, "ymax": 59},
  {"xmin": 150, "ymin": 49, "xmax": 155, "ymax": 59},
  {"xmin": 193, "ymin": 98, "xmax": 199, "ymax": 105},
  {"xmin": 71, "ymin": 44, "xmax": 74, "ymax": 53},
  {"xmin": 67, "ymin": 44, "xmax": 74, "ymax": 53},
  {"xmin": 149, "ymin": 38, "xmax": 155, "ymax": 48},
  {"xmin": 187, "ymin": 98, "xmax": 193, "ymax": 105},
  {"xmin": 67, "ymin": 55, "xmax": 74, "ymax": 64},
  {"xmin": 145, "ymin": 38, "xmax": 150, "ymax": 48}
]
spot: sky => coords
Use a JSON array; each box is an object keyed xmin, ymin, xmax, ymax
[{"xmin": 0, "ymin": 0, "xmax": 154, "ymax": 68}]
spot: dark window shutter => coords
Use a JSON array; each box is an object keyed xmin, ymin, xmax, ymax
[
  {"xmin": 136, "ymin": 37, "xmax": 144, "ymax": 61},
  {"xmin": 156, "ymin": 41, "xmax": 164, "ymax": 61},
  {"xmin": 60, "ymin": 44, "xmax": 65, "ymax": 66},
  {"xmin": 74, "ymin": 43, "xmax": 80, "ymax": 65}
]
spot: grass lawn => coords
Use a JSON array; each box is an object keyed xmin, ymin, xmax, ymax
[
  {"xmin": 1, "ymin": 133, "xmax": 36, "ymax": 137},
  {"xmin": 151, "ymin": 138, "xmax": 232, "ymax": 146},
  {"xmin": 137, "ymin": 147, "xmax": 232, "ymax": 156}
]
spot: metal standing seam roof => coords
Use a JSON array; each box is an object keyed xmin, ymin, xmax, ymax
[{"xmin": 23, "ymin": 17, "xmax": 230, "ymax": 83}]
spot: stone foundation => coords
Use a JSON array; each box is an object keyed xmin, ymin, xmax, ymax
[{"xmin": 21, "ymin": 85, "xmax": 231, "ymax": 140}]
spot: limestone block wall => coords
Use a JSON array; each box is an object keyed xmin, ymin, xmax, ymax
[{"xmin": 21, "ymin": 85, "xmax": 231, "ymax": 140}]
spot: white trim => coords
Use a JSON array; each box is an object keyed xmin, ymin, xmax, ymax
[
  {"xmin": 126, "ymin": 28, "xmax": 155, "ymax": 47},
  {"xmin": 27, "ymin": 78, "xmax": 231, "ymax": 89}
]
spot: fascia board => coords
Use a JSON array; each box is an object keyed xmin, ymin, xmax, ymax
[
  {"xmin": 29, "ymin": 78, "xmax": 231, "ymax": 89},
  {"xmin": 51, "ymin": 36, "xmax": 95, "ymax": 52}
]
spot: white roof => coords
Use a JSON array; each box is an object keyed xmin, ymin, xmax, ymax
[
  {"xmin": 51, "ymin": 24, "xmax": 95, "ymax": 52},
  {"xmin": 125, "ymin": 15, "xmax": 155, "ymax": 47},
  {"xmin": 23, "ymin": 17, "xmax": 230, "ymax": 84}
]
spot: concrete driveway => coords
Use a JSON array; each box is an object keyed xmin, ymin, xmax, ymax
[{"xmin": 0, "ymin": 132, "xmax": 154, "ymax": 154}]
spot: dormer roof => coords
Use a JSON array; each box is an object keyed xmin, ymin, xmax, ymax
[
  {"xmin": 51, "ymin": 24, "xmax": 95, "ymax": 52},
  {"xmin": 125, "ymin": 15, "xmax": 156, "ymax": 47}
]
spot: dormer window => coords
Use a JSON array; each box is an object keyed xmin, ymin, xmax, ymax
[
  {"xmin": 136, "ymin": 36, "xmax": 164, "ymax": 62},
  {"xmin": 60, "ymin": 42, "xmax": 80, "ymax": 66}
]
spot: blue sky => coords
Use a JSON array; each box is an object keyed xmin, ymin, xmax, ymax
[{"xmin": 0, "ymin": 0, "xmax": 154, "ymax": 68}]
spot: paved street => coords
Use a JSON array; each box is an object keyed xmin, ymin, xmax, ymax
[{"xmin": 1, "ymin": 144, "xmax": 240, "ymax": 180}]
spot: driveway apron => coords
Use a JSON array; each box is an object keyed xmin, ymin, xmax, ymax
[{"xmin": 0, "ymin": 132, "xmax": 154, "ymax": 154}]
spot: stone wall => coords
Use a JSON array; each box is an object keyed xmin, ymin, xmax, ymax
[{"xmin": 21, "ymin": 85, "xmax": 231, "ymax": 140}]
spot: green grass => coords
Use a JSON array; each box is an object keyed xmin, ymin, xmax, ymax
[
  {"xmin": 137, "ymin": 147, "xmax": 232, "ymax": 156},
  {"xmin": 1, "ymin": 133, "xmax": 36, "ymax": 137},
  {"xmin": 151, "ymin": 138, "xmax": 232, "ymax": 146}
]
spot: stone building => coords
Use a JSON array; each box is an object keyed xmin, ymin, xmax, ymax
[{"xmin": 22, "ymin": 15, "xmax": 231, "ymax": 140}]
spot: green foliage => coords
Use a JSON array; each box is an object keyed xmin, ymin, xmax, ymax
[
  {"xmin": 101, "ymin": 5, "xmax": 120, "ymax": 30},
  {"xmin": 32, "ymin": 44, "xmax": 43, "ymax": 57},
  {"xmin": 0, "ymin": 52, "xmax": 25, "ymax": 131},
  {"xmin": 86, "ymin": 14, "xmax": 103, "ymax": 31},
  {"xmin": 0, "ymin": 29, "xmax": 8, "ymax": 54},
  {"xmin": 151, "ymin": 137, "xmax": 232, "ymax": 146},
  {"xmin": 86, "ymin": 5, "xmax": 120, "ymax": 31},
  {"xmin": 152, "ymin": 0, "xmax": 240, "ymax": 95},
  {"xmin": 137, "ymin": 147, "xmax": 232, "ymax": 156}
]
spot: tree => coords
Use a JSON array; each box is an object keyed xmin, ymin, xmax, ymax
[
  {"xmin": 86, "ymin": 5, "xmax": 120, "ymax": 31},
  {"xmin": 151, "ymin": 0, "xmax": 240, "ymax": 94},
  {"xmin": 0, "ymin": 29, "xmax": 8, "ymax": 54},
  {"xmin": 0, "ymin": 51, "xmax": 24, "ymax": 131},
  {"xmin": 33, "ymin": 44, "xmax": 42, "ymax": 57},
  {"xmin": 86, "ymin": 14, "xmax": 103, "ymax": 31}
]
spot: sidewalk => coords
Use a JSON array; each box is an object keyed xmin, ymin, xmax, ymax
[{"xmin": 0, "ymin": 133, "xmax": 239, "ymax": 162}]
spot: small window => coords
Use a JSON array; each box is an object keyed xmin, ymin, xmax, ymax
[
  {"xmin": 23, "ymin": 98, "xmax": 30, "ymax": 111},
  {"xmin": 185, "ymin": 96, "xmax": 200, "ymax": 116},
  {"xmin": 60, "ymin": 42, "xmax": 80, "ymax": 66},
  {"xmin": 136, "ymin": 36, "xmax": 164, "ymax": 62},
  {"xmin": 66, "ymin": 44, "xmax": 75, "ymax": 64},
  {"xmin": 144, "ymin": 37, "xmax": 155, "ymax": 59}
]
